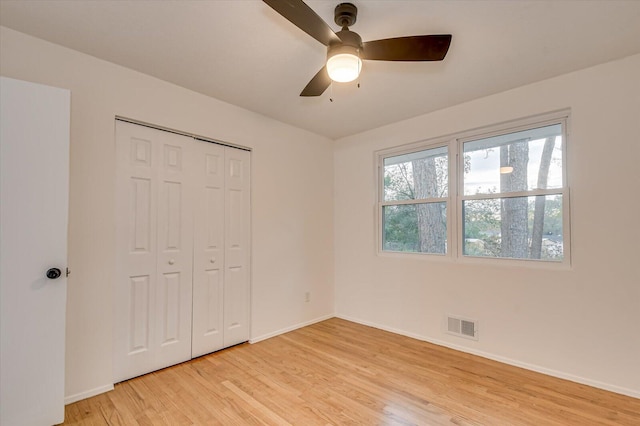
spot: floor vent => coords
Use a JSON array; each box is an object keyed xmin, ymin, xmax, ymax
[{"xmin": 446, "ymin": 315, "xmax": 478, "ymax": 340}]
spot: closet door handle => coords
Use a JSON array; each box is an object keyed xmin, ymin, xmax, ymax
[
  {"xmin": 168, "ymin": 259, "xmax": 175, "ymax": 265},
  {"xmin": 210, "ymin": 258, "xmax": 216, "ymax": 264}
]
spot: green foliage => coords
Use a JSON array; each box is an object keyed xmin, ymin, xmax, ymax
[
  {"xmin": 384, "ymin": 163, "xmax": 414, "ymax": 201},
  {"xmin": 463, "ymin": 198, "xmax": 501, "ymax": 257},
  {"xmin": 383, "ymin": 205, "xmax": 419, "ymax": 252},
  {"xmin": 528, "ymin": 196, "xmax": 563, "ymax": 237},
  {"xmin": 463, "ymin": 198, "xmax": 499, "ymax": 239}
]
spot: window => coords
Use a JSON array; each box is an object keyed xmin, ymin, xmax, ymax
[
  {"xmin": 381, "ymin": 146, "xmax": 449, "ymax": 254},
  {"xmin": 377, "ymin": 112, "xmax": 569, "ymax": 264},
  {"xmin": 461, "ymin": 123, "xmax": 566, "ymax": 261}
]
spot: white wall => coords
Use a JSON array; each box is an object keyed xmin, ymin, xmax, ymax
[
  {"xmin": 334, "ymin": 53, "xmax": 640, "ymax": 397},
  {"xmin": 0, "ymin": 27, "xmax": 335, "ymax": 402}
]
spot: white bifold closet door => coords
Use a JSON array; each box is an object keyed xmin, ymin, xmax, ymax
[
  {"xmin": 191, "ymin": 140, "xmax": 251, "ymax": 357},
  {"xmin": 114, "ymin": 121, "xmax": 250, "ymax": 383},
  {"xmin": 114, "ymin": 122, "xmax": 195, "ymax": 382}
]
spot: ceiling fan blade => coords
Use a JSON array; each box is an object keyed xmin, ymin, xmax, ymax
[
  {"xmin": 263, "ymin": 0, "xmax": 341, "ymax": 46},
  {"xmin": 362, "ymin": 35, "xmax": 452, "ymax": 61},
  {"xmin": 300, "ymin": 66, "xmax": 331, "ymax": 96}
]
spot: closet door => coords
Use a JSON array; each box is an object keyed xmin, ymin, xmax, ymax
[
  {"xmin": 192, "ymin": 141, "xmax": 225, "ymax": 357},
  {"xmin": 223, "ymin": 147, "xmax": 251, "ymax": 347},
  {"xmin": 114, "ymin": 121, "xmax": 194, "ymax": 382},
  {"xmin": 192, "ymin": 144, "xmax": 251, "ymax": 355}
]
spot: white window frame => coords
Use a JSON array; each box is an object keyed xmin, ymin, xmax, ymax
[
  {"xmin": 376, "ymin": 137, "xmax": 454, "ymax": 259},
  {"xmin": 376, "ymin": 110, "xmax": 571, "ymax": 267}
]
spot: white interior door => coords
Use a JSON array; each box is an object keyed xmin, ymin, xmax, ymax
[
  {"xmin": 155, "ymin": 129, "xmax": 195, "ymax": 367},
  {"xmin": 0, "ymin": 77, "xmax": 70, "ymax": 425},
  {"xmin": 192, "ymin": 144, "xmax": 251, "ymax": 354},
  {"xmin": 192, "ymin": 141, "xmax": 225, "ymax": 357},
  {"xmin": 223, "ymin": 147, "xmax": 251, "ymax": 347},
  {"xmin": 114, "ymin": 121, "xmax": 194, "ymax": 382}
]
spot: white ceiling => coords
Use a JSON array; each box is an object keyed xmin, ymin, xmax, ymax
[{"xmin": 2, "ymin": 0, "xmax": 640, "ymax": 140}]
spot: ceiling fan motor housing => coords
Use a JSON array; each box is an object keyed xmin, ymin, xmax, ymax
[
  {"xmin": 329, "ymin": 28, "xmax": 363, "ymax": 59},
  {"xmin": 330, "ymin": 2, "xmax": 362, "ymax": 58}
]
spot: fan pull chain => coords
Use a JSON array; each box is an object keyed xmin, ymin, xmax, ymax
[
  {"xmin": 329, "ymin": 82, "xmax": 333, "ymax": 102},
  {"xmin": 357, "ymin": 49, "xmax": 361, "ymax": 89}
]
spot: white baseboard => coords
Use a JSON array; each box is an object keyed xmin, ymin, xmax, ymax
[
  {"xmin": 335, "ymin": 314, "xmax": 640, "ymax": 400},
  {"xmin": 250, "ymin": 313, "xmax": 335, "ymax": 344},
  {"xmin": 65, "ymin": 384, "xmax": 114, "ymax": 405}
]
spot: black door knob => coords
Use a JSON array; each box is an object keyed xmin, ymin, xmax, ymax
[{"xmin": 46, "ymin": 268, "xmax": 62, "ymax": 279}]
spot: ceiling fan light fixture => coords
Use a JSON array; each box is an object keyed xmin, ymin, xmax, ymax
[
  {"xmin": 326, "ymin": 45, "xmax": 361, "ymax": 83},
  {"xmin": 262, "ymin": 0, "xmax": 452, "ymax": 96}
]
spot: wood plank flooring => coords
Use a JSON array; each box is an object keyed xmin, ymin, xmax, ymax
[{"xmin": 62, "ymin": 318, "xmax": 640, "ymax": 425}]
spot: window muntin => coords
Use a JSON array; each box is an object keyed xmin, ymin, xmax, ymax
[
  {"xmin": 377, "ymin": 113, "xmax": 569, "ymax": 264},
  {"xmin": 381, "ymin": 145, "xmax": 448, "ymax": 254}
]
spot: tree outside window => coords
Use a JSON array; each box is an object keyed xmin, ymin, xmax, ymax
[{"xmin": 379, "ymin": 116, "xmax": 568, "ymax": 263}]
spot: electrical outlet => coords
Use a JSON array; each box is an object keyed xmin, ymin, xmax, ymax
[{"xmin": 305, "ymin": 291, "xmax": 310, "ymax": 303}]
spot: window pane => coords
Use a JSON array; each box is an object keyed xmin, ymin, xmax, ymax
[
  {"xmin": 463, "ymin": 124, "xmax": 563, "ymax": 196},
  {"xmin": 462, "ymin": 195, "xmax": 563, "ymax": 260},
  {"xmin": 383, "ymin": 146, "xmax": 448, "ymax": 201},
  {"xmin": 383, "ymin": 203, "xmax": 447, "ymax": 254}
]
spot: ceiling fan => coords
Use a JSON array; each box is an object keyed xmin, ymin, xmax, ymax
[{"xmin": 263, "ymin": 0, "xmax": 452, "ymax": 96}]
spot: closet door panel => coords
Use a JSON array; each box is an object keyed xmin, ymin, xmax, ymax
[
  {"xmin": 115, "ymin": 123, "xmax": 159, "ymax": 382},
  {"xmin": 224, "ymin": 148, "xmax": 251, "ymax": 347},
  {"xmin": 192, "ymin": 141, "xmax": 225, "ymax": 357},
  {"xmin": 154, "ymin": 132, "xmax": 194, "ymax": 368},
  {"xmin": 114, "ymin": 122, "xmax": 194, "ymax": 382},
  {"xmin": 129, "ymin": 275, "xmax": 151, "ymax": 353}
]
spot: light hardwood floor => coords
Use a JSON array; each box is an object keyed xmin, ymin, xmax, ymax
[{"xmin": 62, "ymin": 318, "xmax": 639, "ymax": 425}]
